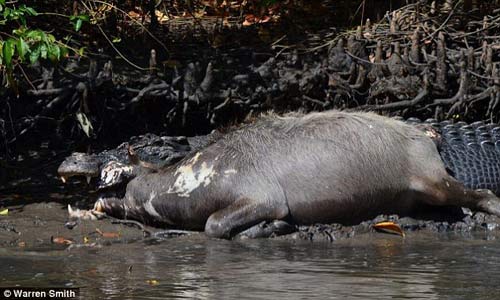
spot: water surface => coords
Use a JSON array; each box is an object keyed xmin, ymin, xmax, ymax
[{"xmin": 1, "ymin": 233, "xmax": 499, "ymax": 299}]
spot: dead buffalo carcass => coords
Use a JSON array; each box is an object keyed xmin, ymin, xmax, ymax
[{"xmin": 93, "ymin": 111, "xmax": 500, "ymax": 238}]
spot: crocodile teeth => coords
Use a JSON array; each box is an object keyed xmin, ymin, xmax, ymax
[
  {"xmin": 94, "ymin": 200, "xmax": 104, "ymax": 213},
  {"xmin": 67, "ymin": 204, "xmax": 74, "ymax": 215},
  {"xmin": 86, "ymin": 176, "xmax": 91, "ymax": 184},
  {"xmin": 61, "ymin": 176, "xmax": 67, "ymax": 183}
]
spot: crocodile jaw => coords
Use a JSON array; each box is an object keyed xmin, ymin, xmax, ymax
[
  {"xmin": 57, "ymin": 152, "xmax": 100, "ymax": 184},
  {"xmin": 59, "ymin": 175, "xmax": 92, "ymax": 184}
]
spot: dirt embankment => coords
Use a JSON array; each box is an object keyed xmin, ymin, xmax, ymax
[{"xmin": 2, "ymin": 202, "xmax": 500, "ymax": 250}]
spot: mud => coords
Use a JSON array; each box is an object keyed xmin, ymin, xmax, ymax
[
  {"xmin": 289, "ymin": 209, "xmax": 500, "ymax": 243},
  {"xmin": 2, "ymin": 202, "xmax": 500, "ymax": 250},
  {"xmin": 0, "ymin": 202, "xmax": 156, "ymax": 250}
]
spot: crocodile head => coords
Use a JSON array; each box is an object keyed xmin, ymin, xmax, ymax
[
  {"xmin": 58, "ymin": 132, "xmax": 221, "ymax": 197},
  {"xmin": 57, "ymin": 151, "xmax": 150, "ymax": 190},
  {"xmin": 57, "ymin": 152, "xmax": 101, "ymax": 184}
]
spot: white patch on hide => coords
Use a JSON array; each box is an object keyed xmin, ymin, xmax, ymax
[
  {"xmin": 101, "ymin": 162, "xmax": 133, "ymax": 185},
  {"xmin": 144, "ymin": 191, "xmax": 162, "ymax": 218},
  {"xmin": 167, "ymin": 152, "xmax": 216, "ymax": 197}
]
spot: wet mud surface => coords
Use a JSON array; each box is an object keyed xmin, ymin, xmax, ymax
[{"xmin": 2, "ymin": 201, "xmax": 500, "ymax": 250}]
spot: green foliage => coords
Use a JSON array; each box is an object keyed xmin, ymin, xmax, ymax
[
  {"xmin": 0, "ymin": 2, "xmax": 83, "ymax": 90},
  {"xmin": 69, "ymin": 14, "xmax": 90, "ymax": 32},
  {"xmin": 0, "ymin": 3, "xmax": 37, "ymax": 26},
  {"xmin": 0, "ymin": 29, "xmax": 68, "ymax": 69}
]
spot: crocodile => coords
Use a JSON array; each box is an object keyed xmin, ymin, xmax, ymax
[
  {"xmin": 58, "ymin": 117, "xmax": 500, "ymax": 197},
  {"xmin": 58, "ymin": 133, "xmax": 219, "ymax": 192},
  {"xmin": 404, "ymin": 117, "xmax": 500, "ymax": 195}
]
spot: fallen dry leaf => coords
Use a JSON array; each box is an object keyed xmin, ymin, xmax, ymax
[
  {"xmin": 95, "ymin": 228, "xmax": 121, "ymax": 238},
  {"xmin": 102, "ymin": 232, "xmax": 120, "ymax": 238},
  {"xmin": 127, "ymin": 10, "xmax": 141, "ymax": 20},
  {"xmin": 373, "ymin": 221, "xmax": 405, "ymax": 237},
  {"xmin": 155, "ymin": 10, "xmax": 169, "ymax": 23},
  {"xmin": 51, "ymin": 236, "xmax": 74, "ymax": 245},
  {"xmin": 0, "ymin": 208, "xmax": 8, "ymax": 216},
  {"xmin": 146, "ymin": 279, "xmax": 159, "ymax": 286},
  {"xmin": 243, "ymin": 14, "xmax": 255, "ymax": 26},
  {"xmin": 260, "ymin": 15, "xmax": 271, "ymax": 23},
  {"xmin": 243, "ymin": 14, "xmax": 272, "ymax": 26}
]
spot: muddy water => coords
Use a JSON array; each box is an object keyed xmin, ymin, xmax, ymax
[{"xmin": 1, "ymin": 232, "xmax": 500, "ymax": 299}]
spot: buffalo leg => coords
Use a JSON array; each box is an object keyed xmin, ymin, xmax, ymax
[
  {"xmin": 414, "ymin": 175, "xmax": 500, "ymax": 216},
  {"xmin": 237, "ymin": 220, "xmax": 297, "ymax": 239},
  {"xmin": 205, "ymin": 197, "xmax": 289, "ymax": 239},
  {"xmin": 94, "ymin": 197, "xmax": 126, "ymax": 218}
]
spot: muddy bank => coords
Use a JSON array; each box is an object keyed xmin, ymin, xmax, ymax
[
  {"xmin": 0, "ymin": 202, "xmax": 157, "ymax": 250},
  {"xmin": 1, "ymin": 202, "xmax": 499, "ymax": 250},
  {"xmin": 289, "ymin": 210, "xmax": 500, "ymax": 242}
]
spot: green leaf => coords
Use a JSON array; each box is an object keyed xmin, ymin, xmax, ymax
[
  {"xmin": 112, "ymin": 37, "xmax": 121, "ymax": 43},
  {"xmin": 17, "ymin": 37, "xmax": 29, "ymax": 61},
  {"xmin": 60, "ymin": 46, "xmax": 69, "ymax": 59},
  {"xmin": 75, "ymin": 18, "xmax": 83, "ymax": 31},
  {"xmin": 12, "ymin": 28, "xmax": 25, "ymax": 36},
  {"xmin": 46, "ymin": 33, "xmax": 55, "ymax": 43},
  {"xmin": 2, "ymin": 38, "xmax": 15, "ymax": 68},
  {"xmin": 29, "ymin": 46, "xmax": 40, "ymax": 64},
  {"xmin": 3, "ymin": 6, "xmax": 11, "ymax": 18},
  {"xmin": 25, "ymin": 7, "xmax": 37, "ymax": 16},
  {"xmin": 40, "ymin": 31, "xmax": 49, "ymax": 43},
  {"xmin": 78, "ymin": 14, "xmax": 90, "ymax": 22},
  {"xmin": 70, "ymin": 15, "xmax": 89, "ymax": 31},
  {"xmin": 40, "ymin": 44, "xmax": 47, "ymax": 59},
  {"xmin": 25, "ymin": 30, "xmax": 43, "ymax": 42},
  {"xmin": 0, "ymin": 0, "xmax": 5, "ymax": 5},
  {"xmin": 48, "ymin": 44, "xmax": 60, "ymax": 61},
  {"xmin": 0, "ymin": 208, "xmax": 8, "ymax": 216}
]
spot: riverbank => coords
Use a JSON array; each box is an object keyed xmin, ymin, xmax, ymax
[{"xmin": 2, "ymin": 201, "xmax": 499, "ymax": 250}]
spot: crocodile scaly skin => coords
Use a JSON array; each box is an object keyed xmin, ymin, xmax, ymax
[{"xmin": 406, "ymin": 118, "xmax": 500, "ymax": 195}]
